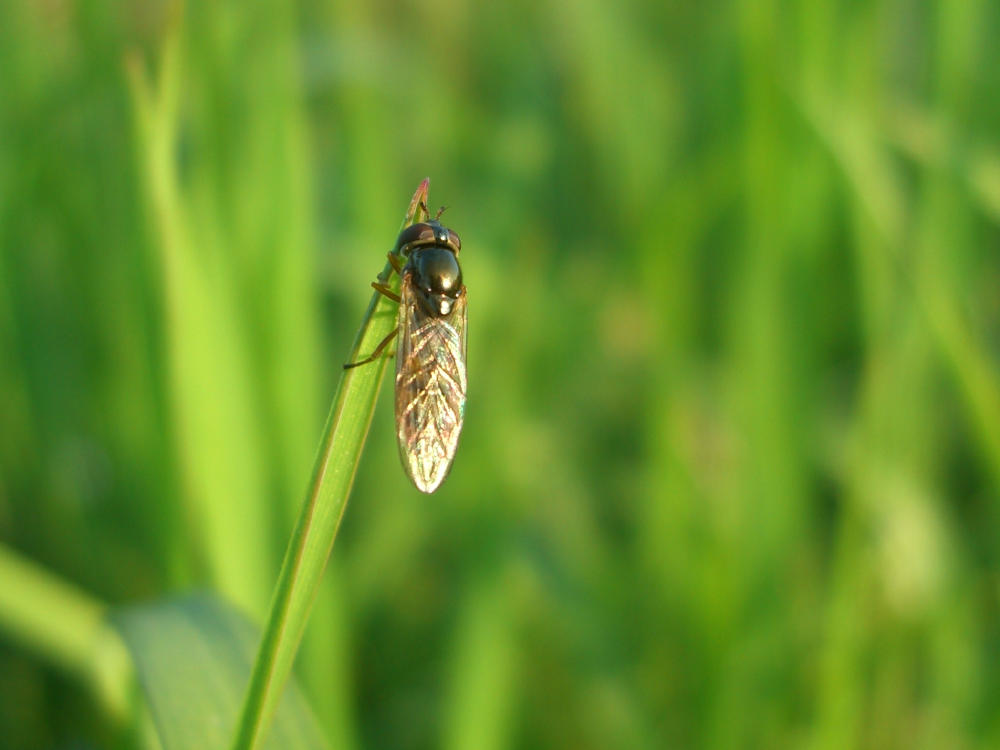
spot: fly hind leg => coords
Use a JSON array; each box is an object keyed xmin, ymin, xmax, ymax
[{"xmin": 343, "ymin": 327, "xmax": 398, "ymax": 370}]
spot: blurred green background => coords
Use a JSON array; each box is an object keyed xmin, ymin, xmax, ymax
[{"xmin": 2, "ymin": 0, "xmax": 1000, "ymax": 748}]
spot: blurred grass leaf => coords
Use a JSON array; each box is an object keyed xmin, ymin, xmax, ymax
[
  {"xmin": 127, "ymin": 14, "xmax": 277, "ymax": 617},
  {"xmin": 113, "ymin": 594, "xmax": 329, "ymax": 750}
]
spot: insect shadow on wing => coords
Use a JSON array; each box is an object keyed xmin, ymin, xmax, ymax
[{"xmin": 344, "ymin": 204, "xmax": 467, "ymax": 493}]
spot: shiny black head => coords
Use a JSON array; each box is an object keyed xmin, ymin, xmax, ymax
[
  {"xmin": 394, "ymin": 219, "xmax": 461, "ymax": 257},
  {"xmin": 395, "ymin": 220, "xmax": 463, "ymax": 317}
]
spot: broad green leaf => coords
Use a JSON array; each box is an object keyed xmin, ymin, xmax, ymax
[{"xmin": 113, "ymin": 594, "xmax": 329, "ymax": 750}]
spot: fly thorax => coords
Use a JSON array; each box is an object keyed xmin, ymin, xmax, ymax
[{"xmin": 411, "ymin": 247, "xmax": 462, "ymax": 317}]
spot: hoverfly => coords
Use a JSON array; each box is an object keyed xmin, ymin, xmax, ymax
[{"xmin": 345, "ymin": 206, "xmax": 466, "ymax": 494}]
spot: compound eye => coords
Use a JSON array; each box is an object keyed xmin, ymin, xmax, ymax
[
  {"xmin": 446, "ymin": 229, "xmax": 462, "ymax": 254},
  {"xmin": 395, "ymin": 223, "xmax": 437, "ymax": 254}
]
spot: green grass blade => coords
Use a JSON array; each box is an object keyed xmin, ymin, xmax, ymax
[
  {"xmin": 442, "ymin": 574, "xmax": 516, "ymax": 750},
  {"xmin": 0, "ymin": 542, "xmax": 107, "ymax": 678},
  {"xmin": 229, "ymin": 179, "xmax": 430, "ymax": 750},
  {"xmin": 0, "ymin": 544, "xmax": 133, "ymax": 723},
  {"xmin": 114, "ymin": 593, "xmax": 329, "ymax": 750},
  {"xmin": 127, "ymin": 14, "xmax": 284, "ymax": 617}
]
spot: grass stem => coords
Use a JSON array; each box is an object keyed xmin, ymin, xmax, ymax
[{"xmin": 229, "ymin": 179, "xmax": 430, "ymax": 750}]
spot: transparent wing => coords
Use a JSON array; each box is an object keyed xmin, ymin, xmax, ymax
[{"xmin": 394, "ymin": 276, "xmax": 467, "ymax": 493}]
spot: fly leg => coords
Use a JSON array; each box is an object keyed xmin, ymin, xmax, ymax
[
  {"xmin": 372, "ymin": 252, "xmax": 405, "ymax": 299},
  {"xmin": 344, "ymin": 252, "xmax": 407, "ymax": 368},
  {"xmin": 371, "ymin": 282, "xmax": 400, "ymax": 303},
  {"xmin": 343, "ymin": 327, "xmax": 399, "ymax": 370},
  {"xmin": 374, "ymin": 246, "xmax": 405, "ymax": 302},
  {"xmin": 344, "ymin": 280, "xmax": 402, "ymax": 369},
  {"xmin": 374, "ymin": 251, "xmax": 405, "ymax": 286}
]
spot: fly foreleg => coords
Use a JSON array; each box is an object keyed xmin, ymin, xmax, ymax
[{"xmin": 387, "ymin": 252, "xmax": 404, "ymax": 275}]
